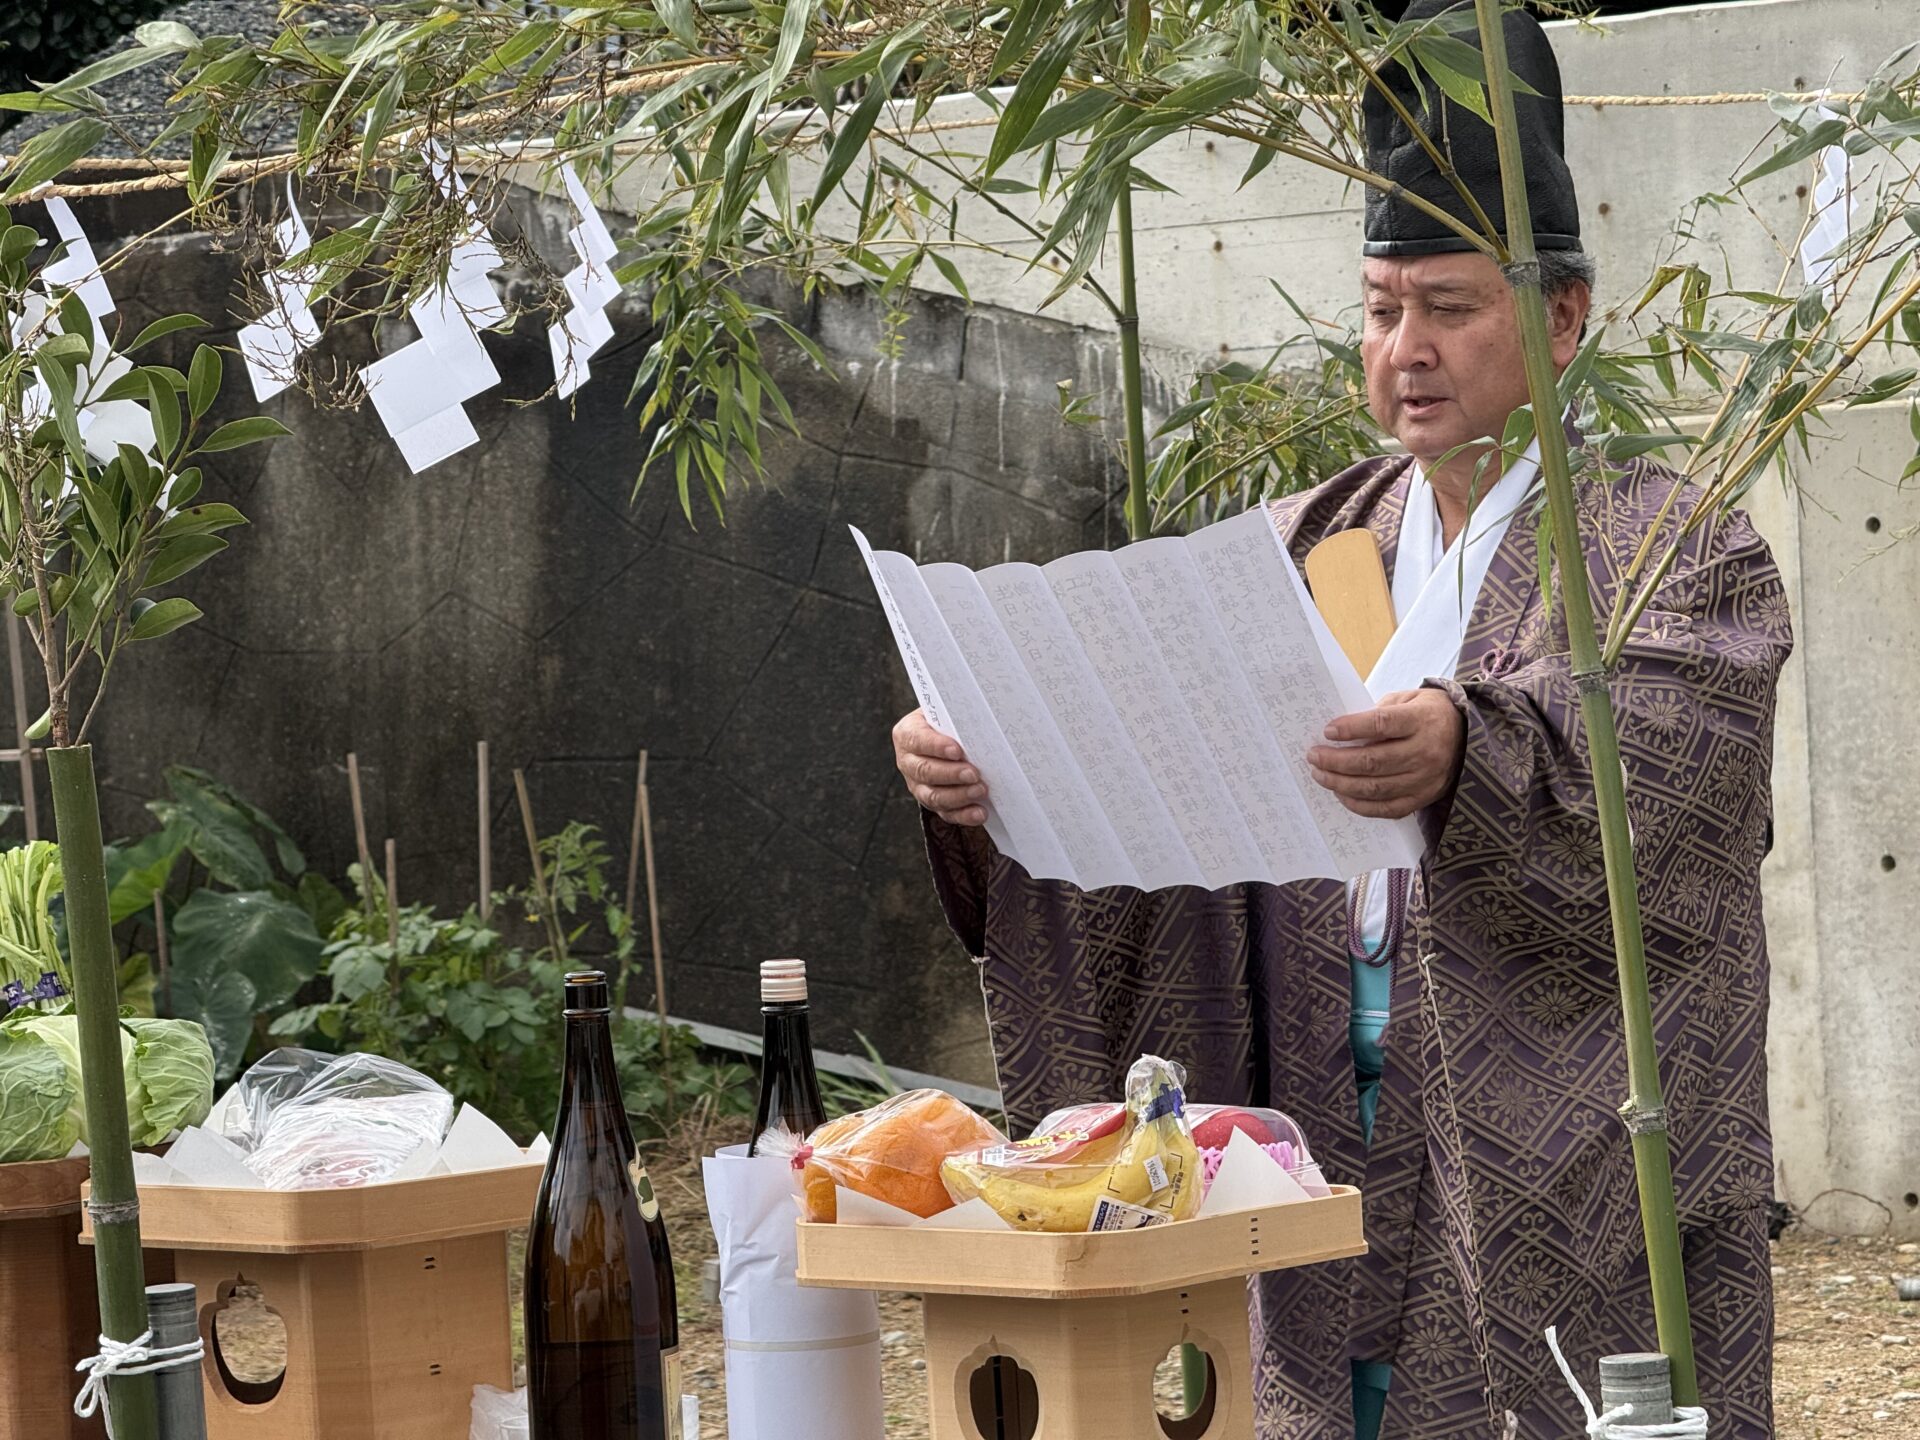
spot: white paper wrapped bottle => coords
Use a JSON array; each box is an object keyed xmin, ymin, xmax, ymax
[{"xmin": 703, "ymin": 1143, "xmax": 886, "ymax": 1440}]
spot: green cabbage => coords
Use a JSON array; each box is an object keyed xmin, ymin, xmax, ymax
[
  {"xmin": 122, "ymin": 1017, "xmax": 215, "ymax": 1146},
  {"xmin": 7, "ymin": 1013, "xmax": 127, "ymax": 1149},
  {"xmin": 0, "ymin": 1021, "xmax": 81, "ymax": 1162},
  {"xmin": 2, "ymin": 1014, "xmax": 213, "ymax": 1152}
]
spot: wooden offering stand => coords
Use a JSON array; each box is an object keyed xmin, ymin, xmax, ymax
[
  {"xmin": 83, "ymin": 1163, "xmax": 539, "ymax": 1440},
  {"xmin": 798, "ymin": 1187, "xmax": 1365, "ymax": 1440}
]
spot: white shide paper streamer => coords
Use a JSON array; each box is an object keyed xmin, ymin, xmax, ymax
[
  {"xmin": 548, "ymin": 163, "xmax": 621, "ymax": 397},
  {"xmin": 354, "ymin": 148, "xmax": 509, "ymax": 473},
  {"xmin": 238, "ymin": 179, "xmax": 324, "ymax": 402}
]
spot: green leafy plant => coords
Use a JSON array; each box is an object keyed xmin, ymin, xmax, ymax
[
  {"xmin": 267, "ymin": 820, "xmax": 752, "ymax": 1142},
  {"xmin": 101, "ymin": 766, "xmax": 333, "ymax": 1076},
  {"xmin": 0, "ymin": 837, "xmax": 214, "ymax": 1163},
  {"xmin": 0, "ymin": 838, "xmax": 64, "ymax": 1000}
]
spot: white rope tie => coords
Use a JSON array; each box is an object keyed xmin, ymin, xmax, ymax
[
  {"xmin": 73, "ymin": 1330, "xmax": 206, "ymax": 1439},
  {"xmin": 1545, "ymin": 1328, "xmax": 1710, "ymax": 1439}
]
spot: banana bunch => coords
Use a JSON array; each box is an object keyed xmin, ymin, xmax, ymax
[{"xmin": 941, "ymin": 1054, "xmax": 1202, "ymax": 1232}]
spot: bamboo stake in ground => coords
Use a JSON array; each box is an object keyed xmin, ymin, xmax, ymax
[
  {"xmin": 152, "ymin": 891, "xmax": 170, "ymax": 1018},
  {"xmin": 512, "ymin": 768, "xmax": 568, "ymax": 964},
  {"xmin": 50, "ymin": 745, "xmax": 158, "ymax": 1440},
  {"xmin": 346, "ymin": 752, "xmax": 376, "ymax": 917},
  {"xmin": 625, "ymin": 748, "xmax": 646, "ymax": 922},
  {"xmin": 1472, "ymin": 0, "xmax": 1697, "ymax": 1403},
  {"xmin": 636, "ymin": 754, "xmax": 671, "ymax": 1063},
  {"xmin": 477, "ymin": 740, "xmax": 492, "ymax": 922},
  {"xmin": 384, "ymin": 838, "xmax": 399, "ymax": 953}
]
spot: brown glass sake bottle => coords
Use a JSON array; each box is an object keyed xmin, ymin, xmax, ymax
[
  {"xmin": 746, "ymin": 959, "xmax": 826, "ymax": 1156},
  {"xmin": 526, "ymin": 971, "xmax": 681, "ymax": 1440}
]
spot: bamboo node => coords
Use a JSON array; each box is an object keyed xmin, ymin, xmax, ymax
[
  {"xmin": 84, "ymin": 1196, "xmax": 142, "ymax": 1224},
  {"xmin": 1619, "ymin": 1101, "xmax": 1669, "ymax": 1136}
]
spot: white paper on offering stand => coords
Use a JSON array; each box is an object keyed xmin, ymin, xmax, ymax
[
  {"xmin": 159, "ymin": 1126, "xmax": 265, "ymax": 1188},
  {"xmin": 131, "ymin": 1151, "xmax": 181, "ymax": 1186},
  {"xmin": 431, "ymin": 1103, "xmax": 537, "ymax": 1174},
  {"xmin": 1292, "ymin": 1159, "xmax": 1331, "ymax": 1198},
  {"xmin": 702, "ymin": 1145, "xmax": 885, "ymax": 1440},
  {"xmin": 169, "ymin": 1098, "xmax": 537, "ymax": 1187},
  {"xmin": 1197, "ymin": 1127, "xmax": 1312, "ymax": 1218},
  {"xmin": 853, "ymin": 510, "xmax": 1424, "ymax": 893},
  {"xmin": 832, "ymin": 1185, "xmax": 920, "ymax": 1228},
  {"xmin": 911, "ymin": 1197, "xmax": 1013, "ymax": 1231}
]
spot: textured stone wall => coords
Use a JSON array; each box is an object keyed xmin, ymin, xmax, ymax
[{"xmin": 8, "ymin": 188, "xmax": 1138, "ymax": 1084}]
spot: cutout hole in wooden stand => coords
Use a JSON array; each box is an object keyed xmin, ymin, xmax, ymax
[
  {"xmin": 204, "ymin": 1276, "xmax": 288, "ymax": 1405},
  {"xmin": 967, "ymin": 1353, "xmax": 1040, "ymax": 1440},
  {"xmin": 1154, "ymin": 1346, "xmax": 1219, "ymax": 1439}
]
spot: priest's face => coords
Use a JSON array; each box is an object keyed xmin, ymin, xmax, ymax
[{"xmin": 1360, "ymin": 253, "xmax": 1587, "ymax": 486}]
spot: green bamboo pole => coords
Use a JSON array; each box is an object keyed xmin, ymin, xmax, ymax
[
  {"xmin": 1115, "ymin": 183, "xmax": 1151, "ymax": 542},
  {"xmin": 1114, "ymin": 176, "xmax": 1207, "ymax": 1413},
  {"xmin": 49, "ymin": 744, "xmax": 159, "ymax": 1440},
  {"xmin": 1470, "ymin": 0, "xmax": 1698, "ymax": 1406}
]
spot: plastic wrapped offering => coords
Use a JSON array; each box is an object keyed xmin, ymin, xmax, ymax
[
  {"xmin": 769, "ymin": 1089, "xmax": 1004, "ymax": 1223},
  {"xmin": 218, "ymin": 1049, "xmax": 456, "ymax": 1189},
  {"xmin": 942, "ymin": 1055, "xmax": 1203, "ymax": 1232},
  {"xmin": 1033, "ymin": 1100, "xmax": 1331, "ymax": 1199}
]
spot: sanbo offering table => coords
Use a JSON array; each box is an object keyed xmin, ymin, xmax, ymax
[
  {"xmin": 82, "ymin": 1163, "xmax": 539, "ymax": 1440},
  {"xmin": 798, "ymin": 1187, "xmax": 1365, "ymax": 1440}
]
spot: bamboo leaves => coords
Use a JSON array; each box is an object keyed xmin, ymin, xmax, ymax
[
  {"xmin": 809, "ymin": 38, "xmax": 915, "ymax": 218},
  {"xmin": 987, "ymin": 0, "xmax": 1108, "ymax": 175},
  {"xmin": 2, "ymin": 119, "xmax": 108, "ymax": 200}
]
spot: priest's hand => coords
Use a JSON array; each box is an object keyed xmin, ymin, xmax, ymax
[
  {"xmin": 893, "ymin": 708, "xmax": 989, "ymax": 826},
  {"xmin": 1307, "ymin": 688, "xmax": 1465, "ymax": 819}
]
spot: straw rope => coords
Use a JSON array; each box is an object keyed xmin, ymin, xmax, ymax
[{"xmin": 2, "ymin": 86, "xmax": 1866, "ymax": 200}]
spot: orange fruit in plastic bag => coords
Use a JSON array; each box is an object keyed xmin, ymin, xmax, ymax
[{"xmin": 800, "ymin": 1089, "xmax": 1003, "ymax": 1222}]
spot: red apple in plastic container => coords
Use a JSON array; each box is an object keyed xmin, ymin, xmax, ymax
[{"xmin": 1189, "ymin": 1106, "xmax": 1275, "ymax": 1149}]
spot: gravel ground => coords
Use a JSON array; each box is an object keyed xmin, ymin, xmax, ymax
[
  {"xmin": 208, "ymin": 1130, "xmax": 1920, "ymax": 1438},
  {"xmin": 1772, "ymin": 1230, "xmax": 1920, "ymax": 1437},
  {"xmin": 5, "ymin": 1, "xmax": 328, "ymax": 156}
]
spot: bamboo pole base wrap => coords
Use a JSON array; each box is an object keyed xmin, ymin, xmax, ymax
[
  {"xmin": 0, "ymin": 1157, "xmax": 172, "ymax": 1440},
  {"xmin": 81, "ymin": 1164, "xmax": 540, "ymax": 1440},
  {"xmin": 798, "ymin": 1189, "xmax": 1366, "ymax": 1440}
]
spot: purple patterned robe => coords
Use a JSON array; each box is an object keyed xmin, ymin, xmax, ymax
[{"xmin": 922, "ymin": 453, "xmax": 1789, "ymax": 1438}]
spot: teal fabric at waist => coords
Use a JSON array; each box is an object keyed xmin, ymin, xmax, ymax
[
  {"xmin": 1350, "ymin": 955, "xmax": 1392, "ymax": 1146},
  {"xmin": 1349, "ymin": 956, "xmax": 1394, "ymax": 1439}
]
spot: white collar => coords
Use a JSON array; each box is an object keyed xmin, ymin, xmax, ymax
[{"xmin": 1367, "ymin": 439, "xmax": 1542, "ymax": 698}]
